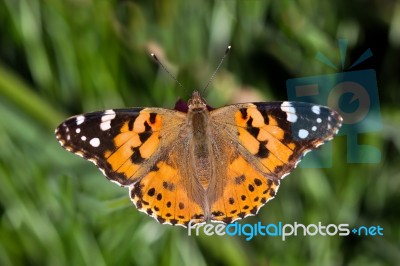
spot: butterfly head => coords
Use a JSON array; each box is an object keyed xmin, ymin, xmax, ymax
[
  {"xmin": 175, "ymin": 91, "xmax": 214, "ymax": 113},
  {"xmin": 188, "ymin": 91, "xmax": 214, "ymax": 112},
  {"xmin": 188, "ymin": 90, "xmax": 206, "ymax": 108}
]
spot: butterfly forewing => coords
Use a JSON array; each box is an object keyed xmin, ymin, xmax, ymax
[
  {"xmin": 55, "ymin": 108, "xmax": 184, "ymax": 186},
  {"xmin": 222, "ymin": 101, "xmax": 342, "ymax": 178}
]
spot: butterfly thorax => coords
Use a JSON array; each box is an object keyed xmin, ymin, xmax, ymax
[{"xmin": 187, "ymin": 91, "xmax": 213, "ymax": 191}]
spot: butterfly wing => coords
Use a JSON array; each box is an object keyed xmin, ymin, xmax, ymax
[
  {"xmin": 56, "ymin": 108, "xmax": 173, "ymax": 185},
  {"xmin": 55, "ymin": 108, "xmax": 205, "ymax": 226},
  {"xmin": 208, "ymin": 101, "xmax": 342, "ymax": 223}
]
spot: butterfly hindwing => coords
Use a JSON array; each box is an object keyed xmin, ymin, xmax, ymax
[
  {"xmin": 209, "ymin": 154, "xmax": 281, "ymax": 224},
  {"xmin": 129, "ymin": 159, "xmax": 206, "ymax": 227}
]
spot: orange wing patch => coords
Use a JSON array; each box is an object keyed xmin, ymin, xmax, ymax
[
  {"xmin": 130, "ymin": 161, "xmax": 205, "ymax": 226},
  {"xmin": 235, "ymin": 106, "xmax": 297, "ymax": 175},
  {"xmin": 105, "ymin": 111, "xmax": 163, "ymax": 181},
  {"xmin": 210, "ymin": 156, "xmax": 280, "ymax": 223}
]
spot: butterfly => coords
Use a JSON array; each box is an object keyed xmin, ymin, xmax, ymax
[{"xmin": 55, "ymin": 90, "xmax": 342, "ymax": 227}]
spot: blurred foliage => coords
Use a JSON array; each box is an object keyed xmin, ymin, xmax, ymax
[{"xmin": 0, "ymin": 0, "xmax": 399, "ymax": 265}]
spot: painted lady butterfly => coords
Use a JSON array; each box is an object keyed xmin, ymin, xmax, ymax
[{"xmin": 55, "ymin": 89, "xmax": 342, "ymax": 227}]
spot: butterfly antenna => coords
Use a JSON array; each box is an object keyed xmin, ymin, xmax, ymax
[
  {"xmin": 202, "ymin": 45, "xmax": 231, "ymax": 94},
  {"xmin": 151, "ymin": 53, "xmax": 185, "ymax": 91}
]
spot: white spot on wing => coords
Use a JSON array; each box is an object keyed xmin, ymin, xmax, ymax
[
  {"xmin": 281, "ymin": 102, "xmax": 297, "ymax": 122},
  {"xmin": 76, "ymin": 115, "xmax": 85, "ymax": 125},
  {"xmin": 312, "ymin": 126, "xmax": 317, "ymax": 131},
  {"xmin": 298, "ymin": 129, "xmax": 309, "ymax": 139},
  {"xmin": 81, "ymin": 136, "xmax": 87, "ymax": 141},
  {"xmin": 303, "ymin": 149, "xmax": 311, "ymax": 157},
  {"xmin": 89, "ymin": 138, "xmax": 100, "ymax": 147},
  {"xmin": 312, "ymin": 105, "xmax": 320, "ymax": 115},
  {"xmin": 100, "ymin": 109, "xmax": 116, "ymax": 131},
  {"xmin": 88, "ymin": 158, "xmax": 98, "ymax": 165},
  {"xmin": 76, "ymin": 128, "xmax": 81, "ymax": 133},
  {"xmin": 287, "ymin": 113, "xmax": 298, "ymax": 123},
  {"xmin": 110, "ymin": 178, "xmax": 123, "ymax": 186},
  {"xmin": 294, "ymin": 159, "xmax": 302, "ymax": 168},
  {"xmin": 100, "ymin": 122, "xmax": 111, "ymax": 131},
  {"xmin": 104, "ymin": 109, "xmax": 116, "ymax": 118},
  {"xmin": 281, "ymin": 173, "xmax": 290, "ymax": 179},
  {"xmin": 317, "ymin": 118, "xmax": 322, "ymax": 123},
  {"xmin": 315, "ymin": 142, "xmax": 324, "ymax": 148}
]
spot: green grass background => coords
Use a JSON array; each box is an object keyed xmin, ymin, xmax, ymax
[{"xmin": 0, "ymin": 0, "xmax": 399, "ymax": 265}]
